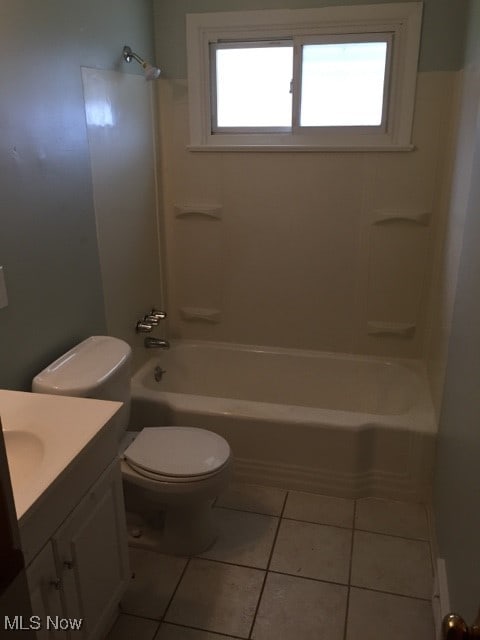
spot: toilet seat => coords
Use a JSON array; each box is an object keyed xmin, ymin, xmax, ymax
[{"xmin": 123, "ymin": 426, "xmax": 231, "ymax": 483}]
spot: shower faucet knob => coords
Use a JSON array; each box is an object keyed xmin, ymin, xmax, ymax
[
  {"xmin": 144, "ymin": 314, "xmax": 160, "ymax": 326},
  {"xmin": 136, "ymin": 309, "xmax": 166, "ymax": 332},
  {"xmin": 144, "ymin": 309, "xmax": 167, "ymax": 325},
  {"xmin": 151, "ymin": 309, "xmax": 167, "ymax": 320},
  {"xmin": 136, "ymin": 320, "xmax": 153, "ymax": 333}
]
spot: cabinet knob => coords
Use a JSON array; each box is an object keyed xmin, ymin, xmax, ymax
[
  {"xmin": 50, "ymin": 578, "xmax": 62, "ymax": 590},
  {"xmin": 63, "ymin": 560, "xmax": 74, "ymax": 570}
]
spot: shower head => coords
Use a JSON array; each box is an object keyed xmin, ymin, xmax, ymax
[{"xmin": 122, "ymin": 45, "xmax": 161, "ymax": 81}]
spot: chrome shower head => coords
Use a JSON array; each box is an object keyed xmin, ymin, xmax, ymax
[{"xmin": 122, "ymin": 45, "xmax": 161, "ymax": 81}]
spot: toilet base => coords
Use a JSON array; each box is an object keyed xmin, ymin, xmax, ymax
[
  {"xmin": 124, "ymin": 493, "xmax": 218, "ymax": 556},
  {"xmin": 121, "ymin": 448, "xmax": 231, "ymax": 556}
]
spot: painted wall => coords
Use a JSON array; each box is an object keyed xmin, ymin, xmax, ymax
[
  {"xmin": 0, "ymin": 0, "xmax": 155, "ymax": 390},
  {"xmin": 154, "ymin": 0, "xmax": 467, "ymax": 78},
  {"xmin": 153, "ymin": 0, "xmax": 464, "ymax": 357},
  {"xmin": 425, "ymin": 9, "xmax": 479, "ymax": 417},
  {"xmin": 425, "ymin": 75, "xmax": 480, "ymax": 417},
  {"xmin": 432, "ymin": 1, "xmax": 480, "ymax": 621}
]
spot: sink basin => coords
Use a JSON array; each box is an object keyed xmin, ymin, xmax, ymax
[
  {"xmin": 0, "ymin": 389, "xmax": 122, "ymax": 522},
  {"xmin": 4, "ymin": 430, "xmax": 44, "ymax": 492}
]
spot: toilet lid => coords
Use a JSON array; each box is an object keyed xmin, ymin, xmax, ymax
[{"xmin": 123, "ymin": 427, "xmax": 231, "ymax": 478}]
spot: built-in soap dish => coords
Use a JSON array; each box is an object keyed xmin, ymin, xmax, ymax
[
  {"xmin": 372, "ymin": 210, "xmax": 431, "ymax": 225},
  {"xmin": 174, "ymin": 205, "xmax": 222, "ymax": 220},
  {"xmin": 367, "ymin": 321, "xmax": 416, "ymax": 337},
  {"xmin": 180, "ymin": 307, "xmax": 221, "ymax": 323}
]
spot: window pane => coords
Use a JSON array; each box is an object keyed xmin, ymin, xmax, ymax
[
  {"xmin": 215, "ymin": 45, "xmax": 293, "ymax": 128},
  {"xmin": 300, "ymin": 41, "xmax": 388, "ymax": 127}
]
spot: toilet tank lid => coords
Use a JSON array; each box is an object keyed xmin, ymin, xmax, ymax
[{"xmin": 32, "ymin": 336, "xmax": 131, "ymax": 395}]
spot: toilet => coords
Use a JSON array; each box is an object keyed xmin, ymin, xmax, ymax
[{"xmin": 32, "ymin": 335, "xmax": 232, "ymax": 555}]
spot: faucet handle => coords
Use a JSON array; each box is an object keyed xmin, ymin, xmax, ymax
[
  {"xmin": 136, "ymin": 320, "xmax": 153, "ymax": 333},
  {"xmin": 144, "ymin": 309, "xmax": 167, "ymax": 325}
]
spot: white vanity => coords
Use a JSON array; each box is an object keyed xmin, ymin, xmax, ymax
[{"xmin": 0, "ymin": 390, "xmax": 129, "ymax": 640}]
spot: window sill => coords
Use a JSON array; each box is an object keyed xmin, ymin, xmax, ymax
[{"xmin": 187, "ymin": 144, "xmax": 416, "ymax": 153}]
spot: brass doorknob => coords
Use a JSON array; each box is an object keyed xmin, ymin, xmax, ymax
[{"xmin": 442, "ymin": 613, "xmax": 480, "ymax": 639}]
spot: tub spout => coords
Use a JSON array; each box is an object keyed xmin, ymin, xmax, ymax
[{"xmin": 144, "ymin": 337, "xmax": 170, "ymax": 349}]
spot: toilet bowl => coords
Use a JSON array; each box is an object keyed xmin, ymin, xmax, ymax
[
  {"xmin": 121, "ymin": 426, "xmax": 232, "ymax": 554},
  {"xmin": 32, "ymin": 335, "xmax": 232, "ymax": 556}
]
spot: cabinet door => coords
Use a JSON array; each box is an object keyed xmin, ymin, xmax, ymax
[
  {"xmin": 53, "ymin": 462, "xmax": 129, "ymax": 640},
  {"xmin": 26, "ymin": 542, "xmax": 67, "ymax": 640}
]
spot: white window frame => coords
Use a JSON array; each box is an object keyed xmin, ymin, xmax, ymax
[{"xmin": 186, "ymin": 3, "xmax": 423, "ymax": 151}]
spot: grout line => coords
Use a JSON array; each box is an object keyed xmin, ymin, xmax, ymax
[
  {"xmin": 348, "ymin": 583, "xmax": 434, "ymax": 603},
  {"xmin": 281, "ymin": 515, "xmax": 354, "ymax": 531},
  {"xmin": 266, "ymin": 490, "xmax": 289, "ymax": 569},
  {"xmin": 343, "ymin": 498, "xmax": 357, "ymax": 640},
  {"xmin": 161, "ymin": 556, "xmax": 192, "ymax": 623},
  {"xmin": 113, "ymin": 609, "xmax": 163, "ymax": 637},
  {"xmin": 214, "ymin": 504, "xmax": 430, "ymax": 543},
  {"xmin": 247, "ymin": 489, "xmax": 289, "ymax": 639},
  {"xmin": 214, "ymin": 504, "xmax": 285, "ymax": 518},
  {"xmin": 186, "ymin": 554, "xmax": 349, "ymax": 587},
  {"xmin": 192, "ymin": 554, "xmax": 269, "ymax": 573},
  {"xmin": 354, "ymin": 527, "xmax": 431, "ymax": 543},
  {"xmin": 120, "ymin": 613, "xmax": 160, "ymax": 622},
  {"xmin": 168, "ymin": 556, "xmax": 432, "ymax": 605},
  {"xmin": 160, "ymin": 620, "xmax": 247, "ymax": 639},
  {"xmin": 267, "ymin": 568, "xmax": 349, "ymax": 589},
  {"xmin": 111, "ymin": 610, "xmax": 162, "ymax": 624},
  {"xmin": 151, "ymin": 621, "xmax": 162, "ymax": 640}
]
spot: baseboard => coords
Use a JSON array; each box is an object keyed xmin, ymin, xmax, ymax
[{"xmin": 432, "ymin": 558, "xmax": 450, "ymax": 639}]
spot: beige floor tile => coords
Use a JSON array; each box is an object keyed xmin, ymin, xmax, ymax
[
  {"xmin": 165, "ymin": 558, "xmax": 264, "ymax": 637},
  {"xmin": 346, "ymin": 588, "xmax": 435, "ymax": 640},
  {"xmin": 216, "ymin": 483, "xmax": 287, "ymax": 515},
  {"xmin": 355, "ymin": 497, "xmax": 429, "ymax": 539},
  {"xmin": 351, "ymin": 531, "xmax": 432, "ymax": 599},
  {"xmin": 105, "ymin": 614, "xmax": 159, "ymax": 640},
  {"xmin": 199, "ymin": 507, "xmax": 278, "ymax": 568},
  {"xmin": 252, "ymin": 572, "xmax": 348, "ymax": 640},
  {"xmin": 121, "ymin": 548, "xmax": 187, "ymax": 619},
  {"xmin": 155, "ymin": 623, "xmax": 232, "ymax": 639},
  {"xmin": 284, "ymin": 491, "xmax": 354, "ymax": 527},
  {"xmin": 270, "ymin": 519, "xmax": 352, "ymax": 583}
]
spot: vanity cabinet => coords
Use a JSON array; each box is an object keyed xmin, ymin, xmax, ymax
[
  {"xmin": 26, "ymin": 461, "xmax": 129, "ymax": 640},
  {"xmin": 26, "ymin": 543, "xmax": 66, "ymax": 640}
]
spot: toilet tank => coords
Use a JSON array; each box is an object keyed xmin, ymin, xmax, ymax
[{"xmin": 32, "ymin": 336, "xmax": 132, "ymax": 440}]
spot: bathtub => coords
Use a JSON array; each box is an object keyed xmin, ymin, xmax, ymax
[{"xmin": 130, "ymin": 341, "xmax": 436, "ymax": 501}]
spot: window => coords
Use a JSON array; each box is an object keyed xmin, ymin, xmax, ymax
[
  {"xmin": 298, "ymin": 37, "xmax": 389, "ymax": 128},
  {"xmin": 186, "ymin": 3, "xmax": 423, "ymax": 150},
  {"xmin": 213, "ymin": 42, "xmax": 293, "ymax": 130}
]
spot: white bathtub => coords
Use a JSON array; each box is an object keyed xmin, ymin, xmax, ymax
[{"xmin": 130, "ymin": 341, "xmax": 436, "ymax": 501}]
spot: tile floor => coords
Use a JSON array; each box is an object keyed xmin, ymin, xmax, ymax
[{"xmin": 106, "ymin": 484, "xmax": 435, "ymax": 640}]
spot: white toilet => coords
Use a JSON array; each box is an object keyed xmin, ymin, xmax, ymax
[{"xmin": 32, "ymin": 335, "xmax": 232, "ymax": 555}]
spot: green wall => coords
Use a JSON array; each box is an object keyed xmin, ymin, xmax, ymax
[
  {"xmin": 0, "ymin": 0, "xmax": 155, "ymax": 389},
  {"xmin": 154, "ymin": 0, "xmax": 468, "ymax": 78}
]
